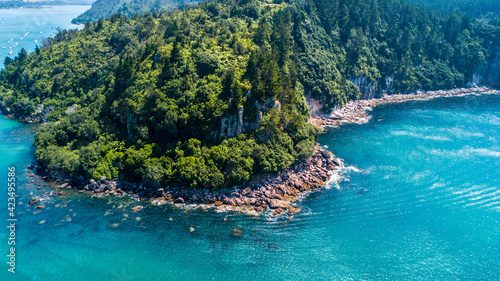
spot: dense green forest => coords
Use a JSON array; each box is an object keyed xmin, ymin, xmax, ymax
[
  {"xmin": 406, "ymin": 0, "xmax": 500, "ymax": 19},
  {"xmin": 72, "ymin": 0, "xmax": 204, "ymax": 24},
  {"xmin": 0, "ymin": 0, "xmax": 496, "ymax": 189}
]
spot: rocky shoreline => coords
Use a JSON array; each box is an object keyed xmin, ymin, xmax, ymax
[
  {"xmin": 308, "ymin": 86, "xmax": 496, "ymax": 127},
  {"xmin": 28, "ymin": 86, "xmax": 497, "ymax": 216},
  {"xmin": 33, "ymin": 144, "xmax": 344, "ymax": 216}
]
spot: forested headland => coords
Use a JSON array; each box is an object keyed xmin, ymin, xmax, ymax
[{"xmin": 0, "ymin": 0, "xmax": 498, "ymax": 190}]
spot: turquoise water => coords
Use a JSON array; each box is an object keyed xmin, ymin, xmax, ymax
[
  {"xmin": 1, "ymin": 92, "xmax": 499, "ymax": 280},
  {"xmin": 0, "ymin": 6, "xmax": 89, "ymax": 69}
]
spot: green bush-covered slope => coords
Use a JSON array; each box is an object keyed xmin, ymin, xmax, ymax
[
  {"xmin": 72, "ymin": 0, "xmax": 204, "ymax": 24},
  {"xmin": 0, "ymin": 0, "xmax": 494, "ymax": 189}
]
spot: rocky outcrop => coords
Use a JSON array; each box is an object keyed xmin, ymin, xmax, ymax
[
  {"xmin": 220, "ymin": 97, "xmax": 285, "ymax": 140},
  {"xmin": 474, "ymin": 47, "xmax": 500, "ymax": 87},
  {"xmin": 350, "ymin": 76, "xmax": 377, "ymax": 99},
  {"xmin": 220, "ymin": 106, "xmax": 244, "ymax": 139},
  {"xmin": 349, "ymin": 75, "xmax": 395, "ymax": 99},
  {"xmin": 305, "ymin": 95, "xmax": 326, "ymax": 117}
]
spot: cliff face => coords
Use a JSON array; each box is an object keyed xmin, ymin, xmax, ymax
[
  {"xmin": 219, "ymin": 99, "xmax": 282, "ymax": 140},
  {"xmin": 220, "ymin": 107, "xmax": 244, "ymax": 140},
  {"xmin": 348, "ymin": 75, "xmax": 395, "ymax": 100},
  {"xmin": 475, "ymin": 50, "xmax": 500, "ymax": 87}
]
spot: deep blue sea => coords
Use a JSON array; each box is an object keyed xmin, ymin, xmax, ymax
[
  {"xmin": 0, "ymin": 6, "xmax": 89, "ymax": 70},
  {"xmin": 1, "ymin": 93, "xmax": 498, "ymax": 280},
  {"xmin": 0, "ymin": 8, "xmax": 499, "ymax": 280}
]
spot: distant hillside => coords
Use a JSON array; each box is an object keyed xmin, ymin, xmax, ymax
[
  {"xmin": 71, "ymin": 0, "xmax": 204, "ymax": 24},
  {"xmin": 406, "ymin": 0, "xmax": 500, "ymax": 19},
  {"xmin": 0, "ymin": 0, "xmax": 95, "ymax": 8}
]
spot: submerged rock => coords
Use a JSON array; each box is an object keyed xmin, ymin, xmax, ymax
[
  {"xmin": 132, "ymin": 206, "xmax": 143, "ymax": 212},
  {"xmin": 356, "ymin": 187, "xmax": 370, "ymax": 195},
  {"xmin": 29, "ymin": 196, "xmax": 40, "ymax": 206},
  {"xmin": 231, "ymin": 229, "xmax": 243, "ymax": 237}
]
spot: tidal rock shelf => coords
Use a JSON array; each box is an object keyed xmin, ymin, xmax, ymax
[
  {"xmin": 39, "ymin": 144, "xmax": 344, "ymax": 217},
  {"xmin": 308, "ymin": 86, "xmax": 496, "ymax": 127}
]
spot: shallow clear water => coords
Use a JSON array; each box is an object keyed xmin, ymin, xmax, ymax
[
  {"xmin": 0, "ymin": 6, "xmax": 89, "ymax": 69},
  {"xmin": 1, "ymin": 92, "xmax": 499, "ymax": 280}
]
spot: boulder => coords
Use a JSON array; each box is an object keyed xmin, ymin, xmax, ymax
[
  {"xmin": 268, "ymin": 199, "xmax": 288, "ymax": 209},
  {"xmin": 331, "ymin": 158, "xmax": 342, "ymax": 167},
  {"xmin": 234, "ymin": 198, "xmax": 243, "ymax": 206},
  {"xmin": 28, "ymin": 196, "xmax": 40, "ymax": 206},
  {"xmin": 272, "ymin": 208, "xmax": 283, "ymax": 216},
  {"xmin": 223, "ymin": 197, "xmax": 235, "ymax": 206},
  {"xmin": 270, "ymin": 190, "xmax": 283, "ymax": 199},
  {"xmin": 132, "ymin": 206, "xmax": 143, "ymax": 212},
  {"xmin": 231, "ymin": 229, "xmax": 243, "ymax": 237},
  {"xmin": 174, "ymin": 197, "xmax": 185, "ymax": 204}
]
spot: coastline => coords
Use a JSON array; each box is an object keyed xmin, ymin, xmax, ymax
[
  {"xmin": 308, "ymin": 86, "xmax": 496, "ymax": 127},
  {"xmin": 33, "ymin": 144, "xmax": 343, "ymax": 216},
  {"xmin": 23, "ymin": 86, "xmax": 498, "ymax": 216}
]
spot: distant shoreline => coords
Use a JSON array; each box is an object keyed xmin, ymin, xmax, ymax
[
  {"xmin": 0, "ymin": 4, "xmax": 92, "ymax": 10},
  {"xmin": 308, "ymin": 86, "xmax": 497, "ymax": 128}
]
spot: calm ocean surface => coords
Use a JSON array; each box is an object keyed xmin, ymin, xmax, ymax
[
  {"xmin": 0, "ymin": 6, "xmax": 89, "ymax": 70},
  {"xmin": 0, "ymin": 8, "xmax": 499, "ymax": 281}
]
